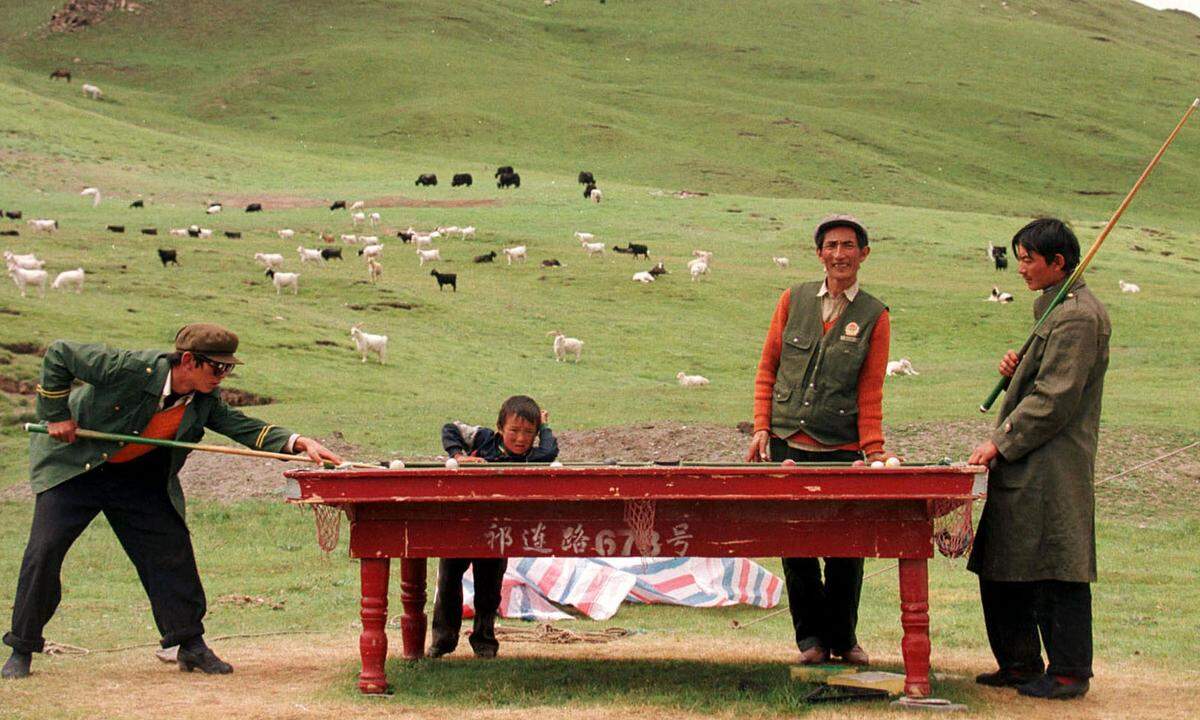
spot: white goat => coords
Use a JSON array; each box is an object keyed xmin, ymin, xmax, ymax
[
  {"xmin": 886, "ymin": 358, "xmax": 920, "ymax": 377},
  {"xmin": 4, "ymin": 252, "xmax": 44, "ymax": 270},
  {"xmin": 548, "ymin": 331, "xmax": 584, "ymax": 363},
  {"xmin": 589, "ymin": 187, "xmax": 603, "ymax": 203},
  {"xmin": 437, "ymin": 226, "xmax": 459, "ymax": 235},
  {"xmin": 987, "ymin": 286, "xmax": 1013, "ymax": 303},
  {"xmin": 412, "ymin": 234, "xmax": 435, "ymax": 250},
  {"xmin": 366, "ymin": 258, "xmax": 383, "ymax": 283},
  {"xmin": 169, "ymin": 227, "xmax": 188, "ymax": 237},
  {"xmin": 341, "ymin": 233, "xmax": 358, "ymax": 244},
  {"xmin": 677, "ymin": 372, "xmax": 710, "ymax": 387},
  {"xmin": 503, "ymin": 245, "xmax": 527, "ymax": 265},
  {"xmin": 51, "ymin": 268, "xmax": 85, "ymax": 293},
  {"xmin": 574, "ymin": 231, "xmax": 595, "ymax": 243},
  {"xmin": 278, "ymin": 228, "xmax": 296, "ymax": 240},
  {"xmin": 1119, "ymin": 279, "xmax": 1141, "ymax": 293},
  {"xmin": 298, "ymin": 246, "xmax": 324, "ymax": 264},
  {"xmin": 81, "ymin": 83, "xmax": 102, "ymax": 100},
  {"xmin": 358, "ymin": 235, "xmax": 379, "ymax": 246},
  {"xmin": 632, "ymin": 271, "xmax": 656, "ymax": 284},
  {"xmin": 360, "ymin": 244, "xmax": 384, "ymax": 260},
  {"xmin": 198, "ymin": 228, "xmax": 213, "ymax": 239},
  {"xmin": 417, "ymin": 248, "xmax": 441, "ymax": 266},
  {"xmin": 772, "ymin": 256, "xmax": 789, "ymax": 269},
  {"xmin": 80, "ymin": 187, "xmax": 101, "ymax": 207},
  {"xmin": 582, "ymin": 241, "xmax": 605, "ymax": 256},
  {"xmin": 28, "ymin": 219, "xmax": 58, "ymax": 233},
  {"xmin": 206, "ymin": 203, "xmax": 222, "ymax": 214},
  {"xmin": 266, "ymin": 269, "xmax": 299, "ymax": 295},
  {"xmin": 351, "ymin": 211, "xmax": 367, "ymax": 227},
  {"xmin": 349, "ymin": 200, "xmax": 366, "ymax": 211},
  {"xmin": 691, "ymin": 249, "xmax": 713, "ymax": 263},
  {"xmin": 369, "ymin": 212, "xmax": 381, "ymax": 226},
  {"xmin": 689, "ymin": 260, "xmax": 709, "ymax": 281},
  {"xmin": 253, "ymin": 252, "xmax": 284, "ymax": 270},
  {"xmin": 350, "ymin": 324, "xmax": 388, "ymax": 364},
  {"xmin": 459, "ymin": 226, "xmax": 476, "ymax": 239},
  {"xmin": 8, "ymin": 267, "xmax": 48, "ymax": 297}
]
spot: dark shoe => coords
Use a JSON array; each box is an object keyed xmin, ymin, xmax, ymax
[
  {"xmin": 976, "ymin": 668, "xmax": 1043, "ymax": 687},
  {"xmin": 2, "ymin": 651, "xmax": 31, "ymax": 679},
  {"xmin": 798, "ymin": 645, "xmax": 830, "ymax": 665},
  {"xmin": 1017, "ymin": 674, "xmax": 1089, "ymax": 699},
  {"xmin": 177, "ymin": 644, "xmax": 233, "ymax": 674},
  {"xmin": 834, "ymin": 645, "xmax": 870, "ymax": 666}
]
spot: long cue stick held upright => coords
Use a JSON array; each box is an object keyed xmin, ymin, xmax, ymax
[
  {"xmin": 23, "ymin": 423, "xmax": 378, "ymax": 469},
  {"xmin": 980, "ymin": 97, "xmax": 1199, "ymax": 413}
]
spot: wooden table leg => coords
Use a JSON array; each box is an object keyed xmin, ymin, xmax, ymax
[
  {"xmin": 358, "ymin": 557, "xmax": 390, "ymax": 694},
  {"xmin": 898, "ymin": 558, "xmax": 932, "ymax": 697},
  {"xmin": 400, "ymin": 558, "xmax": 428, "ymax": 660}
]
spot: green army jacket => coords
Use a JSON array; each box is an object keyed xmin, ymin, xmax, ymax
[
  {"xmin": 31, "ymin": 340, "xmax": 295, "ymax": 520},
  {"xmin": 967, "ymin": 281, "xmax": 1110, "ymax": 583}
]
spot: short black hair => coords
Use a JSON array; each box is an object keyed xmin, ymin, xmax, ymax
[
  {"xmin": 815, "ymin": 221, "xmax": 868, "ymax": 250},
  {"xmin": 497, "ymin": 395, "xmax": 541, "ymax": 430},
  {"xmin": 1011, "ymin": 218, "xmax": 1080, "ymax": 273}
]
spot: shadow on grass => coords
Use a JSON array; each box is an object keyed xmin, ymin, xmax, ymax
[{"xmin": 354, "ymin": 656, "xmax": 981, "ymax": 714}]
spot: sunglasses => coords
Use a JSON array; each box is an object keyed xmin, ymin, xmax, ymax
[{"xmin": 194, "ymin": 354, "xmax": 235, "ymax": 377}]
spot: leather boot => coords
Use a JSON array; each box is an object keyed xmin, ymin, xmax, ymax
[{"xmin": 177, "ymin": 641, "xmax": 233, "ymax": 674}]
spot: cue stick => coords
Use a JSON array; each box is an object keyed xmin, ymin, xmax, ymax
[
  {"xmin": 23, "ymin": 423, "xmax": 378, "ymax": 469},
  {"xmin": 979, "ymin": 97, "xmax": 1200, "ymax": 413}
]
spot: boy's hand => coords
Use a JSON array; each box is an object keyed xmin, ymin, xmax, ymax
[
  {"xmin": 540, "ymin": 410, "xmax": 550, "ymax": 425},
  {"xmin": 455, "ymin": 453, "xmax": 487, "ymax": 464},
  {"xmin": 746, "ymin": 430, "xmax": 770, "ymax": 462}
]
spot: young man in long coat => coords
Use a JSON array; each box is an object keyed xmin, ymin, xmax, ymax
[
  {"xmin": 746, "ymin": 214, "xmax": 891, "ymax": 666},
  {"xmin": 2, "ymin": 323, "xmax": 341, "ymax": 680},
  {"xmin": 968, "ymin": 218, "xmax": 1110, "ymax": 700}
]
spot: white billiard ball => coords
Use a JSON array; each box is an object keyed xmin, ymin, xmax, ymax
[
  {"xmin": 870, "ymin": 460, "xmax": 885, "ymax": 469},
  {"xmin": 550, "ymin": 461, "xmax": 564, "ymax": 468},
  {"xmin": 445, "ymin": 458, "xmax": 459, "ymax": 470},
  {"xmin": 885, "ymin": 457, "xmax": 902, "ymax": 468}
]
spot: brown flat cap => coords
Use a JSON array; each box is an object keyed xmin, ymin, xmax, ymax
[
  {"xmin": 813, "ymin": 214, "xmax": 869, "ymax": 247},
  {"xmin": 174, "ymin": 323, "xmax": 243, "ymax": 364}
]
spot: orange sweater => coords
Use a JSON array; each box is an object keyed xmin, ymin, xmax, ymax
[
  {"xmin": 108, "ymin": 403, "xmax": 187, "ymax": 463},
  {"xmin": 752, "ymin": 288, "xmax": 890, "ymax": 457}
]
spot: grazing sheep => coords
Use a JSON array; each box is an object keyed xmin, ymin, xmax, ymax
[
  {"xmin": 452, "ymin": 173, "xmax": 473, "ymax": 187},
  {"xmin": 574, "ymin": 231, "xmax": 594, "ymax": 243},
  {"xmin": 320, "ymin": 247, "xmax": 343, "ymax": 261},
  {"xmin": 130, "ymin": 199, "xmax": 145, "ymax": 208},
  {"xmin": 297, "ymin": 246, "xmax": 324, "ymax": 264},
  {"xmin": 358, "ymin": 235, "xmax": 379, "ymax": 246},
  {"xmin": 350, "ymin": 324, "xmax": 388, "ymax": 365},
  {"xmin": 197, "ymin": 228, "xmax": 213, "ymax": 239},
  {"xmin": 157, "ymin": 248, "xmax": 180, "ymax": 267},
  {"xmin": 106, "ymin": 224, "xmax": 125, "ymax": 233},
  {"xmin": 0, "ymin": 230, "xmax": 18, "ymax": 237},
  {"xmin": 437, "ymin": 226, "xmax": 460, "ymax": 235},
  {"xmin": 367, "ymin": 258, "xmax": 383, "ymax": 283},
  {"xmin": 987, "ymin": 286, "xmax": 1014, "ymax": 303},
  {"xmin": 81, "ymin": 83, "xmax": 102, "ymax": 100},
  {"xmin": 578, "ymin": 171, "xmax": 594, "ymax": 185},
  {"xmin": 991, "ymin": 245, "xmax": 1008, "ymax": 271},
  {"xmin": 278, "ymin": 228, "xmax": 296, "ymax": 240},
  {"xmin": 430, "ymin": 269, "xmax": 456, "ymax": 291},
  {"xmin": 1119, "ymin": 279, "xmax": 1141, "ymax": 293},
  {"xmin": 676, "ymin": 372, "xmax": 710, "ymax": 387},
  {"xmin": 330, "ymin": 200, "xmax": 347, "ymax": 211},
  {"xmin": 266, "ymin": 268, "xmax": 299, "ymax": 295},
  {"xmin": 8, "ymin": 266, "xmax": 48, "ymax": 297},
  {"xmin": 349, "ymin": 200, "xmax": 366, "ymax": 211},
  {"xmin": 254, "ymin": 252, "xmax": 284, "ymax": 270},
  {"xmin": 369, "ymin": 212, "xmax": 381, "ymax": 226},
  {"xmin": 588, "ymin": 186, "xmax": 602, "ymax": 203},
  {"xmin": 351, "ymin": 211, "xmax": 367, "ymax": 227},
  {"xmin": 417, "ymin": 248, "xmax": 441, "ymax": 266},
  {"xmin": 80, "ymin": 187, "xmax": 101, "ymax": 207},
  {"xmin": 411, "ymin": 234, "xmax": 435, "ymax": 250},
  {"xmin": 503, "ymin": 245, "xmax": 527, "ymax": 265},
  {"xmin": 5, "ymin": 211, "xmax": 22, "ymax": 220},
  {"xmin": 773, "ymin": 256, "xmax": 789, "ymax": 269},
  {"xmin": 51, "ymin": 268, "xmax": 85, "ymax": 293},
  {"xmin": 319, "ymin": 232, "xmax": 335, "ymax": 244},
  {"xmin": 548, "ymin": 331, "xmax": 583, "ymax": 362},
  {"xmin": 632, "ymin": 271, "xmax": 655, "ymax": 284},
  {"xmin": 169, "ymin": 228, "xmax": 189, "ymax": 237},
  {"xmin": 28, "ymin": 219, "xmax": 58, "ymax": 233},
  {"xmin": 341, "ymin": 234, "xmax": 358, "ymax": 244},
  {"xmin": 689, "ymin": 260, "xmax": 709, "ymax": 281},
  {"xmin": 187, "ymin": 225, "xmax": 201, "ymax": 238},
  {"xmin": 474, "ymin": 251, "xmax": 497, "ymax": 263},
  {"xmin": 206, "ymin": 202, "xmax": 223, "ymax": 214},
  {"xmin": 497, "ymin": 171, "xmax": 520, "ymax": 189},
  {"xmin": 541, "ymin": 259, "xmax": 562, "ymax": 268},
  {"xmin": 648, "ymin": 261, "xmax": 668, "ymax": 276},
  {"xmin": 459, "ymin": 226, "xmax": 476, "ymax": 239},
  {"xmin": 358, "ymin": 244, "xmax": 384, "ymax": 260},
  {"xmin": 245, "ymin": 202, "xmax": 263, "ymax": 212},
  {"xmin": 582, "ymin": 241, "xmax": 605, "ymax": 257},
  {"xmin": 886, "ymin": 358, "xmax": 920, "ymax": 377},
  {"xmin": 415, "ymin": 174, "xmax": 438, "ymax": 186},
  {"xmin": 141, "ymin": 228, "xmax": 158, "ymax": 236},
  {"xmin": 4, "ymin": 252, "xmax": 44, "ymax": 270},
  {"xmin": 224, "ymin": 230, "xmax": 242, "ymax": 239},
  {"xmin": 495, "ymin": 165, "xmax": 514, "ymax": 178},
  {"xmin": 50, "ymin": 68, "xmax": 71, "ymax": 82},
  {"xmin": 691, "ymin": 249, "xmax": 713, "ymax": 263}
]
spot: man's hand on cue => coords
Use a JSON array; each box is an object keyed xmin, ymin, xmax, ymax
[
  {"xmin": 295, "ymin": 437, "xmax": 342, "ymax": 465},
  {"xmin": 999, "ymin": 350, "xmax": 1020, "ymax": 378},
  {"xmin": 969, "ymin": 440, "xmax": 1000, "ymax": 467},
  {"xmin": 47, "ymin": 419, "xmax": 78, "ymax": 443},
  {"xmin": 746, "ymin": 430, "xmax": 770, "ymax": 462}
]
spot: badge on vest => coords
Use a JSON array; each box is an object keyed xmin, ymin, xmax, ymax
[{"xmin": 841, "ymin": 321, "xmax": 861, "ymax": 343}]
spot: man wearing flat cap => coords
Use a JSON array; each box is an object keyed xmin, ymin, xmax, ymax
[
  {"xmin": 2, "ymin": 324, "xmax": 341, "ymax": 680},
  {"xmin": 746, "ymin": 214, "xmax": 891, "ymax": 667}
]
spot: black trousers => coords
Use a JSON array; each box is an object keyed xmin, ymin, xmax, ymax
[
  {"xmin": 979, "ymin": 578, "xmax": 1093, "ymax": 679},
  {"xmin": 771, "ymin": 438, "xmax": 865, "ymax": 653},
  {"xmin": 431, "ymin": 558, "xmax": 507, "ymax": 655},
  {"xmin": 3, "ymin": 450, "xmax": 206, "ymax": 654}
]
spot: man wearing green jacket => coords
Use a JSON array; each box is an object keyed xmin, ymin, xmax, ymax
[
  {"xmin": 2, "ymin": 323, "xmax": 341, "ymax": 680},
  {"xmin": 968, "ymin": 218, "xmax": 1110, "ymax": 700}
]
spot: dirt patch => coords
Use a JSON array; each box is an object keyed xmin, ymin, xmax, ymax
[
  {"xmin": 0, "ymin": 308, "xmax": 20, "ymax": 316},
  {"xmin": 48, "ymin": 0, "xmax": 144, "ymax": 33},
  {"xmin": 0, "ymin": 342, "xmax": 44, "ymax": 355},
  {"xmin": 184, "ymin": 193, "xmax": 500, "ymax": 212},
  {"xmin": 314, "ymin": 340, "xmax": 339, "ymax": 347},
  {"xmin": 218, "ymin": 388, "xmax": 274, "ymax": 407},
  {"xmin": 0, "ymin": 375, "xmax": 37, "ymax": 395}
]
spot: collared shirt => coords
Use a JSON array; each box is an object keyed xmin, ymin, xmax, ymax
[
  {"xmin": 162, "ymin": 369, "xmax": 299, "ymax": 452},
  {"xmin": 817, "ymin": 279, "xmax": 860, "ymax": 324}
]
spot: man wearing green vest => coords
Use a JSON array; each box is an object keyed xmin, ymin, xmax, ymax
[
  {"xmin": 2, "ymin": 324, "xmax": 341, "ymax": 680},
  {"xmin": 747, "ymin": 214, "xmax": 891, "ymax": 666},
  {"xmin": 968, "ymin": 218, "xmax": 1109, "ymax": 700}
]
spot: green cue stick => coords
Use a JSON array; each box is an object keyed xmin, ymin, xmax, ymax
[
  {"xmin": 23, "ymin": 423, "xmax": 377, "ymax": 469},
  {"xmin": 980, "ymin": 97, "xmax": 1200, "ymax": 413}
]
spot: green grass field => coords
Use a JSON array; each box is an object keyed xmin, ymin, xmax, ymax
[{"xmin": 1, "ymin": 1, "xmax": 1199, "ymax": 717}]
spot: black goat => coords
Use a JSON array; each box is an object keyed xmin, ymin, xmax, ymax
[
  {"xmin": 5, "ymin": 211, "xmax": 22, "ymax": 220},
  {"xmin": 397, "ymin": 230, "xmax": 414, "ymax": 243},
  {"xmin": 430, "ymin": 269, "xmax": 457, "ymax": 291},
  {"xmin": 613, "ymin": 243, "xmax": 649, "ymax": 259},
  {"xmin": 129, "ymin": 199, "xmax": 144, "ymax": 208},
  {"xmin": 541, "ymin": 259, "xmax": 562, "ymax": 268},
  {"xmin": 245, "ymin": 202, "xmax": 263, "ymax": 212},
  {"xmin": 330, "ymin": 200, "xmax": 347, "ymax": 211},
  {"xmin": 494, "ymin": 165, "xmax": 514, "ymax": 178},
  {"xmin": 474, "ymin": 251, "xmax": 497, "ymax": 263},
  {"xmin": 992, "ymin": 246, "xmax": 1008, "ymax": 271},
  {"xmin": 50, "ymin": 69, "xmax": 71, "ymax": 82},
  {"xmin": 224, "ymin": 231, "xmax": 242, "ymax": 239},
  {"xmin": 583, "ymin": 183, "xmax": 597, "ymax": 199},
  {"xmin": 320, "ymin": 248, "xmax": 343, "ymax": 261},
  {"xmin": 157, "ymin": 248, "xmax": 179, "ymax": 267},
  {"xmin": 452, "ymin": 173, "xmax": 473, "ymax": 187},
  {"xmin": 141, "ymin": 228, "xmax": 158, "ymax": 236},
  {"xmin": 187, "ymin": 227, "xmax": 201, "ymax": 238},
  {"xmin": 0, "ymin": 230, "xmax": 18, "ymax": 237},
  {"xmin": 497, "ymin": 172, "xmax": 521, "ymax": 189},
  {"xmin": 578, "ymin": 171, "xmax": 594, "ymax": 185},
  {"xmin": 648, "ymin": 261, "xmax": 668, "ymax": 276},
  {"xmin": 106, "ymin": 224, "xmax": 125, "ymax": 233},
  {"xmin": 415, "ymin": 173, "xmax": 438, "ymax": 187}
]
